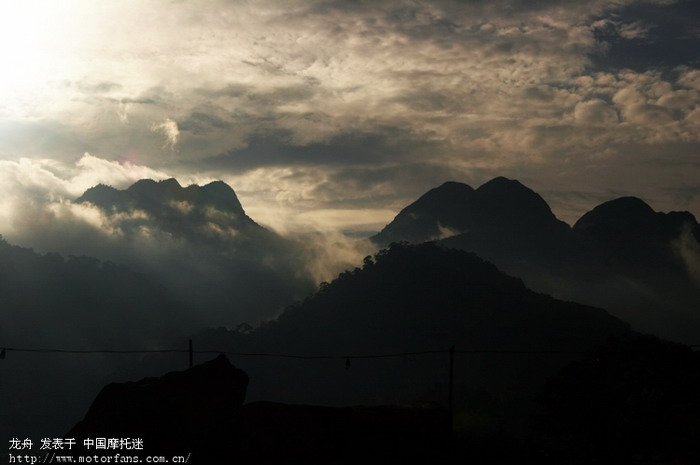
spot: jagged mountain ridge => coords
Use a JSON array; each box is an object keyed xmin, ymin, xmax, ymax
[
  {"xmin": 72, "ymin": 178, "xmax": 315, "ymax": 327},
  {"xmin": 77, "ymin": 178, "xmax": 268, "ymax": 244},
  {"xmin": 371, "ymin": 177, "xmax": 700, "ymax": 343},
  {"xmin": 80, "ymin": 178, "xmax": 247, "ymax": 219}
]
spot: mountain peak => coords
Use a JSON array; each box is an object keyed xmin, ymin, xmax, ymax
[
  {"xmin": 573, "ymin": 196, "xmax": 656, "ymax": 233},
  {"xmin": 198, "ymin": 180, "xmax": 244, "ymax": 213},
  {"xmin": 436, "ymin": 180, "xmax": 475, "ymax": 191},
  {"xmin": 371, "ymin": 177, "xmax": 569, "ymax": 247},
  {"xmin": 477, "ymin": 176, "xmax": 517, "ymax": 189},
  {"xmin": 128, "ymin": 178, "xmax": 158, "ymax": 189},
  {"xmin": 371, "ymin": 181, "xmax": 476, "ymax": 245},
  {"xmin": 127, "ymin": 178, "xmax": 182, "ymax": 195},
  {"xmin": 417, "ymin": 181, "xmax": 475, "ymax": 207},
  {"xmin": 78, "ymin": 184, "xmax": 120, "ymax": 207},
  {"xmin": 572, "ymin": 196, "xmax": 699, "ymax": 273},
  {"xmin": 76, "ymin": 178, "xmax": 258, "ymax": 234},
  {"xmin": 475, "ymin": 177, "xmax": 556, "ymax": 219},
  {"xmin": 160, "ymin": 177, "xmax": 182, "ymax": 189}
]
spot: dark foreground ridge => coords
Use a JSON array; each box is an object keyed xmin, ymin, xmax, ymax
[
  {"xmin": 68, "ymin": 355, "xmax": 451, "ymax": 464},
  {"xmin": 69, "ymin": 340, "xmax": 700, "ymax": 464}
]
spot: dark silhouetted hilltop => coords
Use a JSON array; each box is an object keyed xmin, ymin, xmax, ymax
[
  {"xmin": 81, "ymin": 178, "xmax": 247, "ymax": 218},
  {"xmin": 251, "ymin": 242, "xmax": 627, "ymax": 355},
  {"xmin": 373, "ymin": 177, "xmax": 569, "ymax": 246},
  {"xmin": 473, "ymin": 176, "xmax": 563, "ymax": 230},
  {"xmin": 373, "ymin": 177, "xmax": 572, "ymax": 276},
  {"xmin": 372, "ymin": 178, "xmax": 700, "ymax": 343},
  {"xmin": 372, "ymin": 181, "xmax": 477, "ymax": 243},
  {"xmin": 69, "ymin": 355, "xmax": 450, "ymax": 464},
  {"xmin": 185, "ymin": 243, "xmax": 630, "ymax": 435},
  {"xmin": 573, "ymin": 196, "xmax": 698, "ymax": 269},
  {"xmin": 69, "ymin": 355, "xmax": 249, "ymax": 461}
]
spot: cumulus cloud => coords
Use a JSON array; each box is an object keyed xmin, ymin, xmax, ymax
[
  {"xmin": 574, "ymin": 99, "xmax": 619, "ymax": 125},
  {"xmin": 617, "ymin": 20, "xmax": 654, "ymax": 40},
  {"xmin": 151, "ymin": 118, "xmax": 180, "ymax": 150},
  {"xmin": 0, "ymin": 154, "xmax": 173, "ymax": 253}
]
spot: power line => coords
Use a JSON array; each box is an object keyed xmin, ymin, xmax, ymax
[
  {"xmin": 1, "ymin": 347, "xmax": 446, "ymax": 359},
  {"xmin": 4, "ymin": 345, "xmax": 697, "ymax": 359}
]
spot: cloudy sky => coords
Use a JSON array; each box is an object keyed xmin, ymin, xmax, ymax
[{"xmin": 1, "ymin": 0, "xmax": 699, "ymax": 244}]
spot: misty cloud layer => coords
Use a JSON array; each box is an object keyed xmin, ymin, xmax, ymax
[{"xmin": 0, "ymin": 156, "xmax": 378, "ymax": 336}]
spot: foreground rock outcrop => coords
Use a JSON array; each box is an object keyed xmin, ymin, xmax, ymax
[
  {"xmin": 69, "ymin": 355, "xmax": 450, "ymax": 464},
  {"xmin": 69, "ymin": 355, "xmax": 247, "ymax": 459}
]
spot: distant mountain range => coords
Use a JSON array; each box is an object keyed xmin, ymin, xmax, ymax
[
  {"xmin": 4, "ymin": 176, "xmax": 699, "ymax": 442},
  {"xmin": 76, "ymin": 178, "xmax": 315, "ymax": 328},
  {"xmin": 372, "ymin": 177, "xmax": 700, "ymax": 343}
]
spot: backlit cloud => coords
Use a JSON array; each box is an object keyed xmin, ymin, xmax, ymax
[{"xmin": 0, "ymin": 0, "xmax": 697, "ymax": 232}]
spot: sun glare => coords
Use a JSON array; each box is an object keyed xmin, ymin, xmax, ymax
[{"xmin": 0, "ymin": 1, "xmax": 88, "ymax": 114}]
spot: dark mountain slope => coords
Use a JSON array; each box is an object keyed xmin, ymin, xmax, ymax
[
  {"xmin": 254, "ymin": 242, "xmax": 627, "ymax": 354},
  {"xmin": 372, "ymin": 181, "xmax": 477, "ymax": 244},
  {"xmin": 68, "ymin": 355, "xmax": 450, "ymax": 464},
  {"xmin": 0, "ymin": 236, "xmax": 191, "ymax": 347},
  {"xmin": 373, "ymin": 177, "xmax": 569, "ymax": 247},
  {"xmin": 372, "ymin": 178, "xmax": 700, "ymax": 343},
  {"xmin": 187, "ymin": 243, "xmax": 630, "ymax": 427},
  {"xmin": 373, "ymin": 177, "xmax": 573, "ymax": 272},
  {"xmin": 0, "ymin": 236, "xmax": 195, "ymax": 440},
  {"xmin": 573, "ymin": 196, "xmax": 697, "ymax": 271}
]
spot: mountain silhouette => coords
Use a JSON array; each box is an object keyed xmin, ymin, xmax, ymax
[
  {"xmin": 69, "ymin": 355, "xmax": 450, "ymax": 464},
  {"xmin": 0, "ymin": 235, "xmax": 196, "ymax": 440},
  {"xmin": 573, "ymin": 196, "xmax": 698, "ymax": 270},
  {"xmin": 372, "ymin": 178, "xmax": 700, "ymax": 343},
  {"xmin": 373, "ymin": 177, "xmax": 569, "ymax": 245},
  {"xmin": 0, "ymin": 236, "xmax": 192, "ymax": 348},
  {"xmin": 183, "ymin": 242, "xmax": 630, "ymax": 436},
  {"xmin": 68, "ymin": 354, "xmax": 249, "ymax": 462},
  {"xmin": 69, "ymin": 339, "xmax": 700, "ymax": 463},
  {"xmin": 74, "ymin": 178, "xmax": 316, "ymax": 329},
  {"xmin": 77, "ymin": 178, "xmax": 267, "ymax": 244},
  {"xmin": 371, "ymin": 181, "xmax": 477, "ymax": 243}
]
